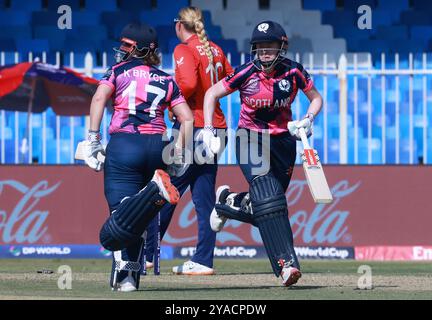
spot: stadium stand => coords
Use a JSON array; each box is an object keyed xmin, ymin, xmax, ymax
[{"xmin": 0, "ymin": 0, "xmax": 431, "ymax": 165}]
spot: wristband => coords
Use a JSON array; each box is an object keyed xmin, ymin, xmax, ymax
[
  {"xmin": 203, "ymin": 125, "xmax": 216, "ymax": 136},
  {"xmin": 304, "ymin": 113, "xmax": 315, "ymax": 122},
  {"xmin": 88, "ymin": 130, "xmax": 101, "ymax": 142}
]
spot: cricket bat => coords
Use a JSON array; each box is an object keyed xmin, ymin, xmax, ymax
[
  {"xmin": 298, "ymin": 127, "xmax": 333, "ymax": 203},
  {"xmin": 74, "ymin": 141, "xmax": 106, "ymax": 162}
]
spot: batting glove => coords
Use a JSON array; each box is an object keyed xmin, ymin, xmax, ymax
[
  {"xmin": 197, "ymin": 126, "xmax": 221, "ymax": 159},
  {"xmin": 84, "ymin": 130, "xmax": 105, "ymax": 172},
  {"xmin": 287, "ymin": 113, "xmax": 314, "ymax": 140}
]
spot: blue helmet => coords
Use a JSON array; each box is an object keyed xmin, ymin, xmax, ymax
[
  {"xmin": 250, "ymin": 21, "xmax": 288, "ymax": 48},
  {"xmin": 250, "ymin": 21, "xmax": 288, "ymax": 70},
  {"xmin": 114, "ymin": 22, "xmax": 158, "ymax": 62}
]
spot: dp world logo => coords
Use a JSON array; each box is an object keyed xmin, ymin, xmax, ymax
[
  {"xmin": 99, "ymin": 247, "xmax": 111, "ymax": 257},
  {"xmin": 9, "ymin": 246, "xmax": 21, "ymax": 257}
]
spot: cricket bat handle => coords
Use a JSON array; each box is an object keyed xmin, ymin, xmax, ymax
[{"xmin": 298, "ymin": 127, "xmax": 311, "ymax": 150}]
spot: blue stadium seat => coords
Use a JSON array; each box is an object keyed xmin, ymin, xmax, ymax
[
  {"xmin": 11, "ymin": 0, "xmax": 42, "ymax": 10},
  {"xmin": 303, "ymin": 0, "xmax": 336, "ymax": 10},
  {"xmin": 161, "ymin": 53, "xmax": 174, "ymax": 69},
  {"xmin": 206, "ymin": 25, "xmax": 223, "ymax": 40},
  {"xmin": 156, "ymin": 0, "xmax": 189, "ymax": 13},
  {"xmin": 288, "ymin": 36, "xmax": 313, "ymax": 54},
  {"xmin": 101, "ymin": 12, "xmax": 140, "ymax": 38},
  {"xmin": 118, "ymin": 0, "xmax": 152, "ymax": 11},
  {"xmin": 75, "ymin": 26, "xmax": 108, "ymax": 44},
  {"xmin": 0, "ymin": 11, "xmax": 31, "ymax": 25},
  {"xmin": 410, "ymin": 26, "xmax": 432, "ymax": 42},
  {"xmin": 358, "ymin": 39, "xmax": 388, "ymax": 56},
  {"xmin": 412, "ymin": 0, "xmax": 432, "ymax": 10},
  {"xmin": 334, "ymin": 28, "xmax": 371, "ymax": 49},
  {"xmin": 390, "ymin": 39, "xmax": 426, "ymax": 54},
  {"xmin": 33, "ymin": 26, "xmax": 68, "ymax": 51},
  {"xmin": 72, "ymin": 12, "xmax": 101, "ymax": 26},
  {"xmin": 167, "ymin": 37, "xmax": 180, "ymax": 53},
  {"xmin": 85, "ymin": 0, "xmax": 117, "ymax": 12},
  {"xmin": 322, "ymin": 11, "xmax": 357, "ymax": 28},
  {"xmin": 110, "ymin": 25, "xmax": 126, "ymax": 42},
  {"xmin": 400, "ymin": 11, "xmax": 432, "ymax": 25},
  {"xmin": 155, "ymin": 26, "xmax": 177, "ymax": 53},
  {"xmin": 344, "ymin": 0, "xmax": 376, "ymax": 10},
  {"xmin": 101, "ymin": 39, "xmax": 118, "ymax": 55},
  {"xmin": 377, "ymin": 0, "xmax": 408, "ymax": 10},
  {"xmin": 0, "ymin": 39, "xmax": 16, "ymax": 51},
  {"xmin": 376, "ymin": 0, "xmax": 408, "ymax": 23},
  {"xmin": 376, "ymin": 25, "xmax": 409, "ymax": 40},
  {"xmin": 372, "ymin": 9, "xmax": 394, "ymax": 26},
  {"xmin": 32, "ymin": 11, "xmax": 60, "ymax": 26},
  {"xmin": 47, "ymin": 0, "xmax": 80, "ymax": 11},
  {"xmin": 202, "ymin": 10, "xmax": 213, "ymax": 25},
  {"xmin": 0, "ymin": 26, "xmax": 32, "ymax": 40},
  {"xmin": 63, "ymin": 38, "xmax": 99, "ymax": 53},
  {"xmin": 15, "ymin": 39, "xmax": 50, "ymax": 54},
  {"xmin": 140, "ymin": 10, "xmax": 175, "ymax": 27},
  {"xmin": 213, "ymin": 39, "xmax": 238, "ymax": 56}
]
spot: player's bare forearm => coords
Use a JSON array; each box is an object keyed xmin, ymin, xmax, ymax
[
  {"xmin": 90, "ymin": 84, "xmax": 112, "ymax": 131},
  {"xmin": 304, "ymin": 86, "xmax": 323, "ymax": 117},
  {"xmin": 172, "ymin": 102, "xmax": 194, "ymax": 150},
  {"xmin": 204, "ymin": 80, "xmax": 230, "ymax": 127}
]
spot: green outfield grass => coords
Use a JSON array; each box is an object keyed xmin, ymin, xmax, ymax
[{"xmin": 0, "ymin": 259, "xmax": 431, "ymax": 300}]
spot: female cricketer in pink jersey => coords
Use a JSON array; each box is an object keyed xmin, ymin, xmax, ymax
[
  {"xmin": 144, "ymin": 6, "xmax": 233, "ymax": 275},
  {"xmin": 85, "ymin": 22, "xmax": 193, "ymax": 292},
  {"xmin": 204, "ymin": 21, "xmax": 323, "ymax": 286}
]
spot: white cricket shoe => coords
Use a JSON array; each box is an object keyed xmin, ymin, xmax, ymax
[
  {"xmin": 172, "ymin": 260, "xmax": 215, "ymax": 275},
  {"xmin": 115, "ymin": 276, "xmax": 137, "ymax": 292},
  {"xmin": 210, "ymin": 185, "xmax": 231, "ymax": 232},
  {"xmin": 281, "ymin": 266, "xmax": 302, "ymax": 287}
]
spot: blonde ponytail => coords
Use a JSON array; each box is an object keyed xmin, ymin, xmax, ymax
[
  {"xmin": 178, "ymin": 7, "xmax": 214, "ymax": 66},
  {"xmin": 194, "ymin": 19, "xmax": 214, "ymax": 66}
]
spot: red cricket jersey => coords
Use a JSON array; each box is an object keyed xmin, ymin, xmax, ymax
[{"xmin": 173, "ymin": 34, "xmax": 233, "ymax": 128}]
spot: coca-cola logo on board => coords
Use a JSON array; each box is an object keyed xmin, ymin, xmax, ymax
[{"xmin": 0, "ymin": 180, "xmax": 61, "ymax": 243}]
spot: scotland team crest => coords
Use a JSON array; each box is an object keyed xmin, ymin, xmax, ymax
[{"xmin": 278, "ymin": 79, "xmax": 290, "ymax": 92}]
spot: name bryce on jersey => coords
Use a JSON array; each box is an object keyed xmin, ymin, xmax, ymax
[{"xmin": 122, "ymin": 69, "xmax": 166, "ymax": 84}]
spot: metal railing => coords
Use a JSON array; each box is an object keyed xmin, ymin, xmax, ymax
[{"xmin": 0, "ymin": 51, "xmax": 431, "ymax": 165}]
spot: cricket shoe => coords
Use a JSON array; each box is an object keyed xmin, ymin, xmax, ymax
[
  {"xmin": 114, "ymin": 276, "xmax": 137, "ymax": 292},
  {"xmin": 210, "ymin": 185, "xmax": 233, "ymax": 232},
  {"xmin": 151, "ymin": 169, "xmax": 180, "ymax": 205},
  {"xmin": 172, "ymin": 260, "xmax": 215, "ymax": 275},
  {"xmin": 281, "ymin": 266, "xmax": 302, "ymax": 287}
]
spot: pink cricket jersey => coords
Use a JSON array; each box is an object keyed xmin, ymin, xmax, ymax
[
  {"xmin": 100, "ymin": 58, "xmax": 186, "ymax": 135},
  {"xmin": 221, "ymin": 58, "xmax": 314, "ymax": 135}
]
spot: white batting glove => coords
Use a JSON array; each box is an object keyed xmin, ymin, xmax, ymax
[
  {"xmin": 197, "ymin": 126, "xmax": 221, "ymax": 158},
  {"xmin": 288, "ymin": 113, "xmax": 314, "ymax": 140},
  {"xmin": 84, "ymin": 130, "xmax": 105, "ymax": 172}
]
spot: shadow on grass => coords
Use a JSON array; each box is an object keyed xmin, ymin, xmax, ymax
[{"xmin": 138, "ymin": 285, "xmax": 325, "ymax": 292}]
